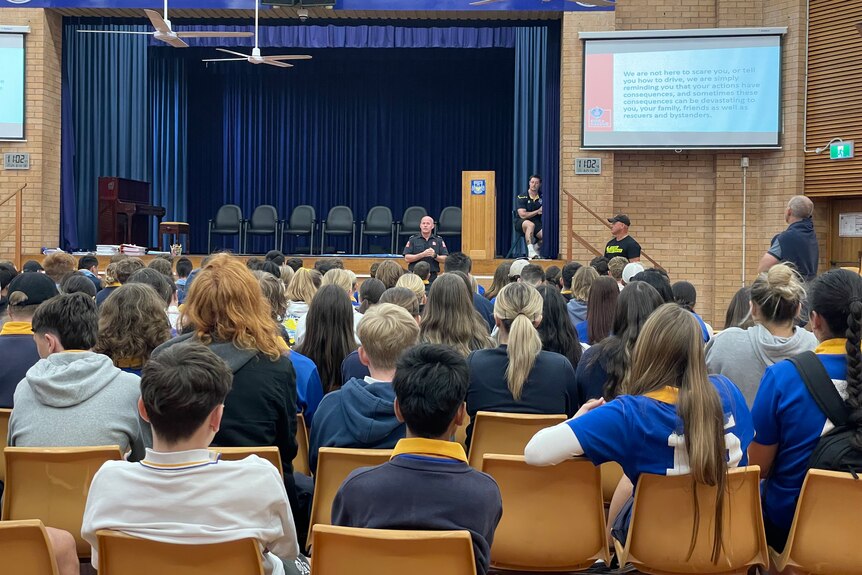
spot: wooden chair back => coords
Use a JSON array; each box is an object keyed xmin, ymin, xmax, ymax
[
  {"xmin": 294, "ymin": 413, "xmax": 310, "ymax": 475},
  {"xmin": 0, "ymin": 408, "xmax": 11, "ymax": 482},
  {"xmin": 209, "ymin": 446, "xmax": 283, "ymax": 477},
  {"xmin": 0, "ymin": 519, "xmax": 60, "ymax": 575},
  {"xmin": 311, "ymin": 524, "xmax": 476, "ymax": 575},
  {"xmin": 618, "ymin": 466, "xmax": 768, "ymax": 574},
  {"xmin": 2, "ymin": 445, "xmax": 123, "ymax": 558},
  {"xmin": 482, "ymin": 454, "xmax": 609, "ymax": 571},
  {"xmin": 467, "ymin": 411, "xmax": 566, "ymax": 469},
  {"xmin": 96, "ymin": 529, "xmax": 264, "ymax": 575}
]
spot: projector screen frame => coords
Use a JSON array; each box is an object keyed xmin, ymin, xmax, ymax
[
  {"xmin": 578, "ymin": 27, "xmax": 787, "ymax": 151},
  {"xmin": 0, "ymin": 25, "xmax": 29, "ymax": 142}
]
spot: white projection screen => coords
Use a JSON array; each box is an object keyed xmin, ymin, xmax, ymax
[
  {"xmin": 0, "ymin": 30, "xmax": 26, "ymax": 140},
  {"xmin": 580, "ymin": 28, "xmax": 785, "ymax": 150}
]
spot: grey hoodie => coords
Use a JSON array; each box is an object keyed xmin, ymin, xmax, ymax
[
  {"xmin": 705, "ymin": 324, "xmax": 818, "ymax": 406},
  {"xmin": 9, "ymin": 351, "xmax": 147, "ymax": 460}
]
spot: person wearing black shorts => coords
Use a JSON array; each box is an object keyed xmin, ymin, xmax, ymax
[
  {"xmin": 604, "ymin": 214, "xmax": 641, "ymax": 262},
  {"xmin": 516, "ymin": 175, "xmax": 543, "ymax": 259}
]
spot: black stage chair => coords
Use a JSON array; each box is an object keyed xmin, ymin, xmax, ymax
[
  {"xmin": 208, "ymin": 204, "xmax": 243, "ymax": 254},
  {"xmin": 282, "ymin": 205, "xmax": 317, "ymax": 255},
  {"xmin": 396, "ymin": 206, "xmax": 428, "ymax": 248},
  {"xmin": 320, "ymin": 206, "xmax": 356, "ymax": 254},
  {"xmin": 359, "ymin": 206, "xmax": 396, "ymax": 254},
  {"xmin": 435, "ymin": 206, "xmax": 462, "ymax": 240},
  {"xmin": 243, "ymin": 205, "xmax": 280, "ymax": 254}
]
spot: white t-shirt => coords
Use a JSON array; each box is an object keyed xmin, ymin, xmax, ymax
[{"xmin": 81, "ymin": 448, "xmax": 298, "ymax": 575}]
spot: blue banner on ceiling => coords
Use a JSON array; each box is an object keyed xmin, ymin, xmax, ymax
[{"xmin": 1, "ymin": 0, "xmax": 614, "ymax": 11}]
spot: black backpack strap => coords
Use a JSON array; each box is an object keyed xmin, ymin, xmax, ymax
[{"xmin": 789, "ymin": 351, "xmax": 850, "ymax": 427}]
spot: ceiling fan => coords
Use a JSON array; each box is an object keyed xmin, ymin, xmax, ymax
[
  {"xmin": 76, "ymin": 0, "xmax": 253, "ymax": 48},
  {"xmin": 202, "ymin": 0, "xmax": 312, "ymax": 68},
  {"xmin": 470, "ymin": 0, "xmax": 615, "ymax": 6}
]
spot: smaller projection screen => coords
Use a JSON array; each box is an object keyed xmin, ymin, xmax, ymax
[
  {"xmin": 0, "ymin": 32, "xmax": 25, "ymax": 140},
  {"xmin": 581, "ymin": 28, "xmax": 785, "ymax": 150}
]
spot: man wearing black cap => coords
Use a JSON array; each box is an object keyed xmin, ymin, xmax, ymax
[
  {"xmin": 604, "ymin": 214, "xmax": 641, "ymax": 262},
  {"xmin": 0, "ymin": 272, "xmax": 59, "ymax": 407},
  {"xmin": 0, "ymin": 262, "xmax": 19, "ymax": 325}
]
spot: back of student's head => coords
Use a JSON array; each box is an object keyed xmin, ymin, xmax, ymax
[
  {"xmin": 724, "ymin": 287, "xmax": 753, "ymax": 330},
  {"xmin": 285, "ymin": 267, "xmax": 321, "ymax": 303},
  {"xmin": 486, "ymin": 261, "xmax": 512, "ymax": 300},
  {"xmin": 369, "ymin": 261, "xmax": 380, "ymax": 278},
  {"xmin": 322, "ymin": 268, "xmax": 355, "ymax": 295},
  {"xmin": 265, "ymin": 250, "xmax": 286, "ymax": 266},
  {"xmin": 632, "ymin": 269, "xmax": 673, "ymax": 303},
  {"xmin": 6, "ymin": 271, "xmax": 58, "ymax": 320},
  {"xmin": 607, "ymin": 256, "xmax": 627, "ymax": 281},
  {"xmin": 114, "ymin": 257, "xmax": 145, "ymax": 284},
  {"xmin": 396, "ymin": 273, "xmax": 426, "ymax": 304},
  {"xmin": 128, "ymin": 268, "xmax": 173, "ymax": 307},
  {"xmin": 561, "ymin": 261, "xmax": 582, "ymax": 290},
  {"xmin": 393, "ymin": 343, "xmax": 469, "ymax": 438},
  {"xmin": 60, "ymin": 273, "xmax": 97, "ymax": 298},
  {"xmin": 627, "ymin": 303, "xmax": 728, "ymax": 559},
  {"xmin": 32, "ymin": 293, "xmax": 98, "ymax": 351},
  {"xmin": 494, "ymin": 282, "xmax": 543, "ymax": 400},
  {"xmin": 175, "ymin": 257, "xmax": 193, "ymax": 279},
  {"xmin": 359, "ymin": 278, "xmax": 386, "ymax": 314},
  {"xmin": 589, "ymin": 256, "xmax": 609, "ymax": 276},
  {"xmin": 444, "ymin": 252, "xmax": 472, "ymax": 275},
  {"xmin": 286, "ymin": 257, "xmax": 303, "ymax": 272},
  {"xmin": 379, "ymin": 287, "xmax": 421, "ymax": 319},
  {"xmin": 314, "ymin": 257, "xmax": 344, "ymax": 275},
  {"xmin": 519, "ymin": 264, "xmax": 545, "ymax": 287},
  {"xmin": 358, "ymin": 303, "xmax": 420, "ymax": 371},
  {"xmin": 535, "ymin": 284, "xmax": 582, "ymax": 368},
  {"xmin": 298, "ymin": 284, "xmax": 357, "ymax": 393},
  {"xmin": 376, "ymin": 260, "xmax": 404, "ymax": 289},
  {"xmin": 42, "ymin": 252, "xmax": 77, "ymax": 284},
  {"xmin": 412, "ymin": 260, "xmax": 431, "ymax": 281},
  {"xmin": 142, "ymin": 343, "xmax": 233, "ymax": 444},
  {"xmin": 571, "ymin": 265, "xmax": 598, "ymax": 301},
  {"xmin": 749, "ymin": 264, "xmax": 805, "ymax": 325},
  {"xmin": 672, "ymin": 281, "xmax": 698, "ymax": 312},
  {"xmin": 253, "ymin": 270, "xmax": 287, "ymax": 322},
  {"xmin": 147, "ymin": 257, "xmax": 173, "ymax": 279},
  {"xmin": 544, "ymin": 265, "xmax": 561, "ymax": 286},
  {"xmin": 95, "ymin": 283, "xmax": 171, "ymax": 364},
  {"xmin": 78, "ymin": 255, "xmax": 99, "ymax": 271},
  {"xmin": 587, "ymin": 276, "xmax": 619, "ymax": 344},
  {"xmin": 422, "ymin": 274, "xmax": 492, "ymax": 357}
]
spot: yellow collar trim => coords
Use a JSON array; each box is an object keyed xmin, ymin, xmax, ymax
[
  {"xmin": 816, "ymin": 338, "xmax": 847, "ymax": 355},
  {"xmin": 422, "ymin": 280, "xmax": 430, "ymax": 285},
  {"xmin": 0, "ymin": 321, "xmax": 33, "ymax": 335},
  {"xmin": 643, "ymin": 386, "xmax": 679, "ymax": 405},
  {"xmin": 114, "ymin": 358, "xmax": 144, "ymax": 369},
  {"xmin": 391, "ymin": 437, "xmax": 467, "ymax": 463},
  {"xmin": 105, "ymin": 282, "xmax": 121, "ymax": 288},
  {"xmin": 560, "ymin": 289, "xmax": 572, "ymax": 295}
]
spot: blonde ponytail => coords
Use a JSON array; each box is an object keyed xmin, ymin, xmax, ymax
[{"xmin": 494, "ymin": 283, "xmax": 543, "ymax": 400}]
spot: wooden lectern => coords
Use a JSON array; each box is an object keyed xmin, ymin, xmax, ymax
[{"xmin": 461, "ymin": 171, "xmax": 496, "ymax": 260}]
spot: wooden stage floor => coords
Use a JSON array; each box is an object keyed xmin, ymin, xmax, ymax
[{"xmin": 25, "ymin": 253, "xmax": 566, "ymax": 280}]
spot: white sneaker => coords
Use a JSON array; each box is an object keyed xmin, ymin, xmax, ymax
[{"xmin": 527, "ymin": 243, "xmax": 537, "ymax": 259}]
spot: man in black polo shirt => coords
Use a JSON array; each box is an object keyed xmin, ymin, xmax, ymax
[
  {"xmin": 403, "ymin": 216, "xmax": 448, "ymax": 281},
  {"xmin": 604, "ymin": 214, "xmax": 641, "ymax": 262},
  {"xmin": 515, "ymin": 175, "xmax": 543, "ymax": 259},
  {"xmin": 758, "ymin": 195, "xmax": 819, "ymax": 282}
]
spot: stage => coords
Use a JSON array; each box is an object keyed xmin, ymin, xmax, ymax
[{"xmin": 25, "ymin": 253, "xmax": 566, "ymax": 285}]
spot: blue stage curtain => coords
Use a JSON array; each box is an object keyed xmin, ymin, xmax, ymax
[
  {"xmin": 60, "ymin": 75, "xmax": 79, "ymax": 252},
  {"xmin": 63, "ymin": 22, "xmax": 151, "ymax": 250},
  {"xmin": 510, "ymin": 24, "xmax": 560, "ymax": 259},
  {"xmin": 149, "ymin": 56, "xmax": 188, "ymax": 248},
  {"xmin": 179, "ymin": 47, "xmax": 515, "ymax": 255}
]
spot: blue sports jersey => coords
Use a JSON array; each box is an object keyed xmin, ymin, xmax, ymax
[
  {"xmin": 568, "ymin": 375, "xmax": 753, "ymax": 486},
  {"xmin": 751, "ymin": 339, "xmax": 848, "ymax": 531}
]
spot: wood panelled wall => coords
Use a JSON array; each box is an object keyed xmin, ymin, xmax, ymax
[{"xmin": 805, "ymin": 2, "xmax": 862, "ymax": 197}]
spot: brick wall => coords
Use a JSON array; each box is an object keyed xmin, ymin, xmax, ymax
[
  {"xmin": 0, "ymin": 8, "xmax": 62, "ymax": 266},
  {"xmin": 560, "ymin": 0, "xmax": 809, "ymax": 326}
]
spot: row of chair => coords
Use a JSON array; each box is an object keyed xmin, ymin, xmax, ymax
[{"xmin": 208, "ymin": 204, "xmax": 462, "ymax": 255}]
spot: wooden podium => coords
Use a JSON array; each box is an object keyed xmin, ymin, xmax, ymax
[{"xmin": 461, "ymin": 171, "xmax": 496, "ymax": 259}]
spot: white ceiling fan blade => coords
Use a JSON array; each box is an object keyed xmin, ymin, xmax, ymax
[
  {"xmin": 263, "ymin": 55, "xmax": 313, "ymax": 61},
  {"xmin": 158, "ymin": 35, "xmax": 189, "ymax": 48},
  {"xmin": 565, "ymin": 0, "xmax": 615, "ymax": 4},
  {"xmin": 202, "ymin": 57, "xmax": 250, "ymax": 62},
  {"xmin": 264, "ymin": 60, "xmax": 294, "ymax": 68},
  {"xmin": 217, "ymin": 48, "xmax": 251, "ymax": 58},
  {"xmin": 177, "ymin": 31, "xmax": 254, "ymax": 38},
  {"xmin": 76, "ymin": 30, "xmax": 155, "ymax": 35},
  {"xmin": 144, "ymin": 9, "xmax": 172, "ymax": 34},
  {"xmin": 469, "ymin": 0, "xmax": 504, "ymax": 5}
]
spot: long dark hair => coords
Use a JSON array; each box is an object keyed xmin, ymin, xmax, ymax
[
  {"xmin": 536, "ymin": 284, "xmax": 582, "ymax": 370},
  {"xmin": 724, "ymin": 286, "xmax": 754, "ymax": 329},
  {"xmin": 810, "ymin": 269, "xmax": 862, "ymax": 448},
  {"xmin": 297, "ymin": 284, "xmax": 358, "ymax": 393},
  {"xmin": 591, "ymin": 281, "xmax": 664, "ymax": 400},
  {"xmin": 586, "ymin": 276, "xmax": 618, "ymax": 344}
]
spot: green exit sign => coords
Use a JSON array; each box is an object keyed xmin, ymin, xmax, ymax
[{"xmin": 830, "ymin": 141, "xmax": 854, "ymax": 160}]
